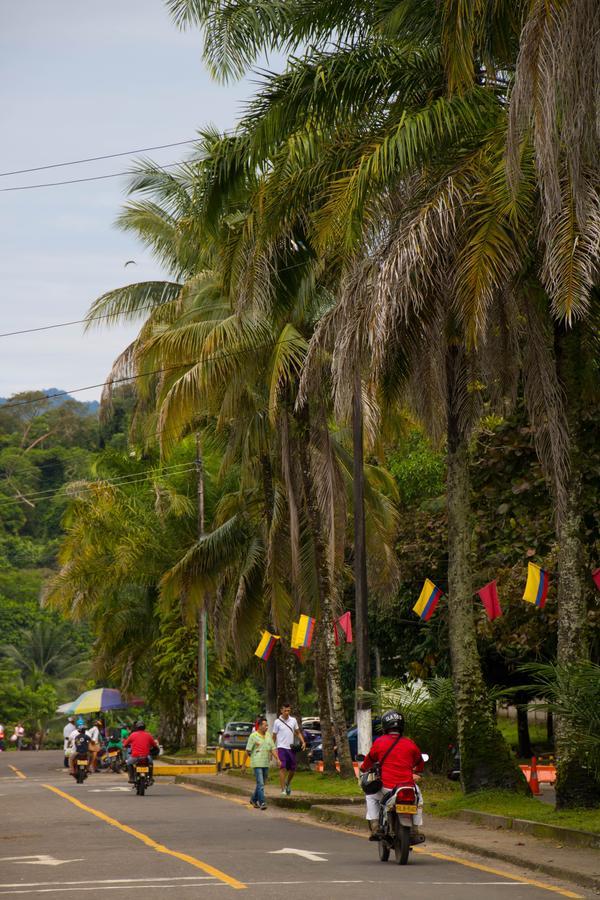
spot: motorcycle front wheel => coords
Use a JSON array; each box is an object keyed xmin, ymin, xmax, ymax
[
  {"xmin": 378, "ymin": 839, "xmax": 390, "ymax": 862},
  {"xmin": 394, "ymin": 821, "xmax": 411, "ymax": 865}
]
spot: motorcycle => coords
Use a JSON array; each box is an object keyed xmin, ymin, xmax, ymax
[
  {"xmin": 376, "ymin": 782, "xmax": 425, "ymax": 865},
  {"xmin": 106, "ymin": 747, "xmax": 126, "ymax": 773},
  {"xmin": 132, "ymin": 756, "xmax": 153, "ymax": 796},
  {"xmin": 73, "ymin": 753, "xmax": 89, "ymax": 784}
]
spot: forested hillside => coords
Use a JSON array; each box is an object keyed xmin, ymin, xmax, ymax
[{"xmin": 0, "ymin": 392, "xmax": 107, "ymax": 739}]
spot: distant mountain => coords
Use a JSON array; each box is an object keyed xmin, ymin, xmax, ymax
[{"xmin": 0, "ymin": 389, "xmax": 99, "ymax": 414}]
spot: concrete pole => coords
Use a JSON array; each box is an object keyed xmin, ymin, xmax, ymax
[{"xmin": 195, "ymin": 433, "xmax": 208, "ymax": 756}]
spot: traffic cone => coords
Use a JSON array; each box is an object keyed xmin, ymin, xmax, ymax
[{"xmin": 529, "ymin": 756, "xmax": 540, "ymax": 795}]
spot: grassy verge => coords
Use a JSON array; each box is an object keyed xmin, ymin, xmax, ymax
[
  {"xmin": 229, "ymin": 768, "xmax": 363, "ymax": 798},
  {"xmin": 496, "ymin": 718, "xmax": 552, "ymax": 758},
  {"xmin": 425, "ymin": 775, "xmax": 600, "ymax": 833}
]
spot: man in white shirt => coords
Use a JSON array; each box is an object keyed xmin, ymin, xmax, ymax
[
  {"xmin": 63, "ymin": 718, "xmax": 76, "ymax": 767},
  {"xmin": 272, "ymin": 703, "xmax": 306, "ymax": 796}
]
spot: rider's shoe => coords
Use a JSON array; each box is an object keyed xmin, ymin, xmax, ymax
[{"xmin": 368, "ymin": 831, "xmax": 384, "ymax": 842}]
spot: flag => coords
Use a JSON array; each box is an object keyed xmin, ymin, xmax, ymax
[
  {"xmin": 523, "ymin": 562, "xmax": 549, "ymax": 609},
  {"xmin": 334, "ymin": 612, "xmax": 353, "ymax": 645},
  {"xmin": 593, "ymin": 568, "xmax": 600, "ymax": 591},
  {"xmin": 477, "ymin": 580, "xmax": 502, "ymax": 621},
  {"xmin": 291, "ymin": 614, "xmax": 315, "ymax": 649},
  {"xmin": 413, "ymin": 579, "xmax": 443, "ymax": 621},
  {"xmin": 254, "ymin": 631, "xmax": 279, "ymax": 661}
]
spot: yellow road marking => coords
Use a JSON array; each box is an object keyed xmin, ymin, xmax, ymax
[
  {"xmin": 8, "ymin": 764, "xmax": 26, "ymax": 780},
  {"xmin": 42, "ymin": 784, "xmax": 245, "ymax": 890},
  {"xmin": 412, "ymin": 849, "xmax": 582, "ymax": 899},
  {"xmin": 176, "ymin": 782, "xmax": 582, "ymax": 899}
]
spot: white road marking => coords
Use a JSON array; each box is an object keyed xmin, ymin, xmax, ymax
[
  {"xmin": 0, "ymin": 886, "xmax": 227, "ymax": 895},
  {"xmin": 269, "ymin": 848, "xmax": 328, "ymax": 862},
  {"xmin": 88, "ymin": 787, "xmax": 131, "ymax": 792},
  {"xmin": 0, "ymin": 878, "xmax": 216, "ymax": 888},
  {"xmin": 0, "ymin": 856, "xmax": 83, "ymax": 867}
]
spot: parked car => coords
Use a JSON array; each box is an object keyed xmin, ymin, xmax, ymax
[
  {"xmin": 307, "ymin": 718, "xmax": 382, "ymax": 763},
  {"xmin": 219, "ymin": 721, "xmax": 254, "ymax": 750}
]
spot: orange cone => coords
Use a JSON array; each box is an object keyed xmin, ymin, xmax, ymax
[{"xmin": 529, "ymin": 756, "xmax": 540, "ymax": 795}]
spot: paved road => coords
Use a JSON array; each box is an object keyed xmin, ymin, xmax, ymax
[{"xmin": 0, "ymin": 752, "xmax": 587, "ymax": 899}]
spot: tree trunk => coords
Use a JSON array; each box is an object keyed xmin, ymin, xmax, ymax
[
  {"xmin": 353, "ymin": 370, "xmax": 372, "ymax": 758},
  {"xmin": 265, "ymin": 656, "xmax": 278, "ymax": 731},
  {"xmin": 314, "ymin": 635, "xmax": 337, "ymax": 773},
  {"xmin": 446, "ymin": 348, "xmax": 524, "ymax": 792},
  {"xmin": 298, "ymin": 411, "xmax": 353, "ymax": 778},
  {"xmin": 276, "ymin": 643, "xmax": 300, "ymax": 719},
  {"xmin": 515, "ymin": 699, "xmax": 532, "ymax": 759},
  {"xmin": 553, "ymin": 325, "xmax": 599, "ymax": 808}
]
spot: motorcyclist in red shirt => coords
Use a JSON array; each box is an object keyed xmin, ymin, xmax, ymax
[
  {"xmin": 123, "ymin": 720, "xmax": 159, "ymax": 784},
  {"xmin": 359, "ymin": 709, "xmax": 424, "ymax": 840}
]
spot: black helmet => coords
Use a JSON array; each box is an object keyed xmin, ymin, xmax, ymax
[
  {"xmin": 381, "ymin": 710, "xmax": 404, "ymax": 735},
  {"xmin": 135, "ymin": 720, "xmax": 145, "ymax": 730}
]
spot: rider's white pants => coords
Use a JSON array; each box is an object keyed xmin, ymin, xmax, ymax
[{"xmin": 365, "ymin": 784, "xmax": 423, "ymax": 826}]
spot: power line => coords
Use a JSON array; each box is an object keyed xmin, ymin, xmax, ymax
[
  {"xmin": 0, "ymin": 464, "xmax": 198, "ymax": 509},
  {"xmin": 0, "ymin": 460, "xmax": 196, "ymax": 506},
  {"xmin": 0, "ymin": 258, "xmax": 310, "ymax": 339},
  {"xmin": 0, "ymin": 140, "xmax": 198, "ymax": 178},
  {"xmin": 0, "ymin": 338, "xmax": 296, "ymax": 411},
  {"xmin": 0, "ymin": 301, "xmax": 176, "ymax": 339},
  {"xmin": 0, "ymin": 162, "xmax": 185, "ymax": 192}
]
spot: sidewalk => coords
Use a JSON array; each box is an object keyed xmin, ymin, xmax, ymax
[{"xmin": 175, "ymin": 772, "xmax": 600, "ymax": 893}]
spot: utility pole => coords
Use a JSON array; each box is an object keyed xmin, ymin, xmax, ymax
[
  {"xmin": 352, "ymin": 369, "xmax": 372, "ymax": 757},
  {"xmin": 195, "ymin": 433, "xmax": 208, "ymax": 756}
]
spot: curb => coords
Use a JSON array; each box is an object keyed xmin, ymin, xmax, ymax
[
  {"xmin": 174, "ymin": 774, "xmax": 363, "ymax": 810},
  {"xmin": 154, "ymin": 764, "xmax": 216, "ymax": 776},
  {"xmin": 456, "ymin": 810, "xmax": 600, "ymax": 850},
  {"xmin": 308, "ymin": 805, "xmax": 600, "ymax": 893}
]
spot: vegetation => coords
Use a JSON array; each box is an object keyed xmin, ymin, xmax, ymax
[{"xmin": 3, "ymin": 1, "xmax": 599, "ymax": 820}]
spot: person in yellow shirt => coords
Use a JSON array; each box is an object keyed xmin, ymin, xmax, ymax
[{"xmin": 245, "ymin": 717, "xmax": 280, "ymax": 809}]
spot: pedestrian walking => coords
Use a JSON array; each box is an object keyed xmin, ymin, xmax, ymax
[
  {"xmin": 245, "ymin": 717, "xmax": 279, "ymax": 809},
  {"xmin": 12, "ymin": 723, "xmax": 25, "ymax": 750},
  {"xmin": 272, "ymin": 703, "xmax": 306, "ymax": 796}
]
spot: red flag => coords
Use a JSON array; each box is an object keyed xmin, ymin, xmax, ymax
[
  {"xmin": 477, "ymin": 580, "xmax": 502, "ymax": 621},
  {"xmin": 593, "ymin": 568, "xmax": 600, "ymax": 591},
  {"xmin": 334, "ymin": 612, "xmax": 353, "ymax": 645}
]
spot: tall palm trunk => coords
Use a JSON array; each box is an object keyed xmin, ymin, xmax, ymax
[
  {"xmin": 446, "ymin": 347, "xmax": 523, "ymax": 792},
  {"xmin": 298, "ymin": 411, "xmax": 354, "ymax": 777},
  {"xmin": 553, "ymin": 325, "xmax": 599, "ymax": 807}
]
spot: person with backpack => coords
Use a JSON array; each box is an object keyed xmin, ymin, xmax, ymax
[
  {"xmin": 359, "ymin": 709, "xmax": 424, "ymax": 840},
  {"xmin": 68, "ymin": 720, "xmax": 92, "ymax": 776},
  {"xmin": 272, "ymin": 703, "xmax": 306, "ymax": 796}
]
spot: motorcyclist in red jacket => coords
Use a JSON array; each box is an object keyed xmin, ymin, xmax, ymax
[{"xmin": 359, "ymin": 710, "xmax": 424, "ymax": 840}]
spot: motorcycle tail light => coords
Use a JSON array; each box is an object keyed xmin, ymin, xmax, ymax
[{"xmin": 396, "ymin": 786, "xmax": 416, "ymax": 803}]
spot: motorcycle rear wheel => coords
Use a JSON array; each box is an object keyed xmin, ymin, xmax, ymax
[
  {"xmin": 76, "ymin": 767, "xmax": 85, "ymax": 784},
  {"xmin": 394, "ymin": 822, "xmax": 411, "ymax": 865},
  {"xmin": 136, "ymin": 779, "xmax": 145, "ymax": 796}
]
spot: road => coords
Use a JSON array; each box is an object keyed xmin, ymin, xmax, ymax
[{"xmin": 0, "ymin": 752, "xmax": 586, "ymax": 899}]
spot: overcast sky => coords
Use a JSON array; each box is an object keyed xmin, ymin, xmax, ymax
[{"xmin": 0, "ymin": 1, "xmax": 259, "ymax": 399}]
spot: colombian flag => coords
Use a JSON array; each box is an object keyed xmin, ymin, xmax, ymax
[
  {"xmin": 413, "ymin": 579, "xmax": 443, "ymax": 621},
  {"xmin": 291, "ymin": 614, "xmax": 315, "ymax": 649},
  {"xmin": 254, "ymin": 631, "xmax": 279, "ymax": 661},
  {"xmin": 523, "ymin": 563, "xmax": 549, "ymax": 608}
]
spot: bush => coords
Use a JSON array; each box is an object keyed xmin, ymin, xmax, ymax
[{"xmin": 367, "ymin": 677, "xmax": 457, "ymax": 773}]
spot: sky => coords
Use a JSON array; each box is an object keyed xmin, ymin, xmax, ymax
[{"xmin": 0, "ymin": 1, "xmax": 260, "ymax": 400}]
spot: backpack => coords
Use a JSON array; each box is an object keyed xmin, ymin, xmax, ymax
[{"xmin": 74, "ymin": 732, "xmax": 90, "ymax": 754}]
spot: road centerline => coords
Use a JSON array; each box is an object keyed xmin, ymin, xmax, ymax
[
  {"xmin": 8, "ymin": 765, "xmax": 27, "ymax": 780},
  {"xmin": 41, "ymin": 783, "xmax": 246, "ymax": 891}
]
